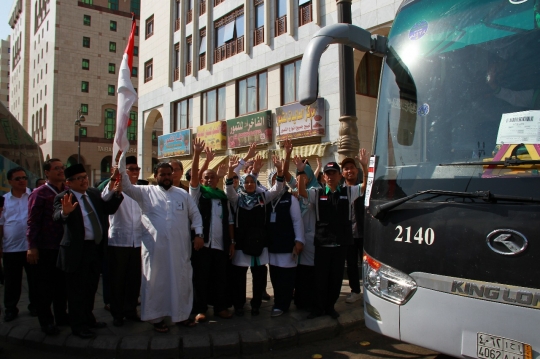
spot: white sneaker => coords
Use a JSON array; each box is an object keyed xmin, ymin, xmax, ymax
[
  {"xmin": 345, "ymin": 292, "xmax": 362, "ymax": 303},
  {"xmin": 271, "ymin": 309, "xmax": 284, "ymax": 317}
]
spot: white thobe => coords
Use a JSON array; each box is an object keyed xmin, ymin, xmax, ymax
[{"xmin": 120, "ymin": 161, "xmax": 203, "ymax": 323}]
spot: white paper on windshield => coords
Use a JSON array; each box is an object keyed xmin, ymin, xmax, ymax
[
  {"xmin": 364, "ymin": 156, "xmax": 376, "ymax": 207},
  {"xmin": 496, "ymin": 110, "xmax": 540, "ymax": 144}
]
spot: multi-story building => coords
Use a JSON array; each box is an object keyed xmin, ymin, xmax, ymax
[
  {"xmin": 8, "ymin": 0, "xmax": 159, "ymax": 184},
  {"xmin": 0, "ymin": 36, "xmax": 10, "ymax": 109},
  {"xmin": 137, "ymin": 0, "xmax": 400, "ymax": 183}
]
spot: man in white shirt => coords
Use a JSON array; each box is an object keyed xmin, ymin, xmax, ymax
[
  {"xmin": 0, "ymin": 167, "xmax": 37, "ymax": 322},
  {"xmin": 102, "ymin": 156, "xmax": 142, "ymax": 327}
]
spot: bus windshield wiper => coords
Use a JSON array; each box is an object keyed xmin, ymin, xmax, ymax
[
  {"xmin": 439, "ymin": 157, "xmax": 540, "ymax": 167},
  {"xmin": 372, "ymin": 190, "xmax": 540, "ymax": 219}
]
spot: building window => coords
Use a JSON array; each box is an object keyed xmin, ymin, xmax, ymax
[
  {"xmin": 187, "ymin": 0, "xmax": 193, "ymax": 24},
  {"xmin": 282, "ymin": 59, "xmax": 301, "ymax": 104},
  {"xmin": 108, "ymin": 0, "xmax": 118, "ymax": 10},
  {"xmin": 299, "ymin": 0, "xmax": 312, "ymax": 26},
  {"xmin": 109, "ymin": 63, "xmax": 116, "ymax": 74},
  {"xmin": 202, "ymin": 86, "xmax": 226, "ymax": 123},
  {"xmin": 174, "ymin": 43, "xmax": 180, "ymax": 81},
  {"xmin": 146, "ymin": 15, "xmax": 154, "ymax": 39},
  {"xmin": 199, "ymin": 28, "xmax": 206, "ymax": 70},
  {"xmin": 186, "ymin": 36, "xmax": 192, "ymax": 76},
  {"xmin": 356, "ymin": 52, "xmax": 383, "ymax": 98},
  {"xmin": 81, "ymin": 81, "xmax": 89, "ymax": 93},
  {"xmin": 131, "ymin": 0, "xmax": 140, "ymax": 16},
  {"xmin": 133, "ymin": 46, "xmax": 138, "ymax": 56},
  {"xmin": 254, "ymin": 0, "xmax": 264, "ymax": 46},
  {"xmin": 79, "ymin": 127, "xmax": 87, "ymax": 138},
  {"xmin": 200, "ymin": 0, "xmax": 206, "ymax": 15},
  {"xmin": 128, "ymin": 111, "xmax": 137, "ymax": 140},
  {"xmin": 135, "ymin": 26, "xmax": 139, "ymax": 36},
  {"xmin": 175, "ymin": 0, "xmax": 181, "ymax": 32},
  {"xmin": 108, "ymin": 85, "xmax": 116, "ymax": 96},
  {"xmin": 145, "ymin": 59, "xmax": 153, "ymax": 82},
  {"xmin": 174, "ymin": 97, "xmax": 193, "ymax": 130},
  {"xmin": 275, "ymin": 0, "xmax": 287, "ymax": 36},
  {"xmin": 81, "ymin": 104, "xmax": 89, "ymax": 115},
  {"xmin": 81, "ymin": 0, "xmax": 93, "ymax": 4},
  {"xmin": 238, "ymin": 72, "xmax": 267, "ymax": 115},
  {"xmin": 215, "ymin": 0, "xmax": 224, "ymax": 6},
  {"xmin": 214, "ymin": 8, "xmax": 244, "ymax": 64},
  {"xmin": 110, "ymin": 21, "xmax": 117, "ymax": 31},
  {"xmin": 104, "ymin": 109, "xmax": 116, "ymax": 139},
  {"xmin": 83, "ymin": 15, "xmax": 91, "ymax": 26},
  {"xmin": 83, "ymin": 36, "xmax": 90, "ymax": 48},
  {"xmin": 132, "ymin": 67, "xmax": 138, "ymax": 77},
  {"xmin": 109, "ymin": 42, "xmax": 116, "ymax": 52},
  {"xmin": 82, "ymin": 59, "xmax": 90, "ymax": 70}
]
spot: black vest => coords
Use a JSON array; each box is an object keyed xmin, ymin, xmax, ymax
[
  {"xmin": 196, "ymin": 195, "xmax": 231, "ymax": 249},
  {"xmin": 314, "ymin": 186, "xmax": 353, "ymax": 246},
  {"xmin": 267, "ymin": 192, "xmax": 296, "ymax": 254},
  {"xmin": 235, "ymin": 198, "xmax": 268, "ymax": 256}
]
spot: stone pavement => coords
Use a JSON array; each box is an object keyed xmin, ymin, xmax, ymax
[{"xmin": 0, "ymin": 270, "xmax": 365, "ymax": 358}]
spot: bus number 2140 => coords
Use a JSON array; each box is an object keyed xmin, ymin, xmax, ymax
[{"xmin": 394, "ymin": 226, "xmax": 435, "ymax": 245}]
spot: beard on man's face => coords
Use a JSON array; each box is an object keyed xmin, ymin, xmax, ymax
[{"xmin": 158, "ymin": 178, "xmax": 172, "ymax": 190}]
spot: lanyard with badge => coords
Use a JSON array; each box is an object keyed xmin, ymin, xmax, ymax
[{"xmin": 270, "ymin": 192, "xmax": 285, "ymax": 223}]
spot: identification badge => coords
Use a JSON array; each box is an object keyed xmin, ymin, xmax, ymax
[
  {"xmin": 270, "ymin": 212, "xmax": 277, "ymax": 222},
  {"xmin": 176, "ymin": 201, "xmax": 184, "ymax": 210},
  {"xmin": 320, "ymin": 196, "xmax": 328, "ymax": 201},
  {"xmin": 340, "ymin": 196, "xmax": 348, "ymax": 199}
]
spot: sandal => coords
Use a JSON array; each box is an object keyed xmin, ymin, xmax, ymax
[
  {"xmin": 177, "ymin": 318, "xmax": 197, "ymax": 328},
  {"xmin": 153, "ymin": 321, "xmax": 169, "ymax": 333}
]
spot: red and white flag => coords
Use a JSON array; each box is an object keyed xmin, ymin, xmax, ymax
[{"xmin": 113, "ymin": 16, "xmax": 138, "ymax": 165}]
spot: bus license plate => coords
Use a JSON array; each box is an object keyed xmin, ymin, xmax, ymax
[{"xmin": 477, "ymin": 333, "xmax": 532, "ymax": 359}]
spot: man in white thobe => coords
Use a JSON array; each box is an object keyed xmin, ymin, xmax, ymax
[{"xmin": 116, "ymin": 155, "xmax": 203, "ymax": 329}]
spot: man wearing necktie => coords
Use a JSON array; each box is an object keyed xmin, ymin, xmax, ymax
[{"xmin": 53, "ymin": 164, "xmax": 123, "ymax": 339}]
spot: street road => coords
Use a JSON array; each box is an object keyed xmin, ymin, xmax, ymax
[{"xmin": 0, "ymin": 326, "xmax": 450, "ymax": 359}]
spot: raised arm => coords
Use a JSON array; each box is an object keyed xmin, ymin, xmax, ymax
[
  {"xmin": 262, "ymin": 156, "xmax": 284, "ymax": 203},
  {"xmin": 198, "ymin": 145, "xmax": 214, "ymax": 182},
  {"xmin": 314, "ymin": 157, "xmax": 322, "ymax": 179},
  {"xmin": 293, "ymin": 155, "xmax": 308, "ymax": 199},
  {"xmin": 233, "ymin": 142, "xmax": 258, "ymax": 176},
  {"xmin": 190, "ymin": 138, "xmax": 205, "ymax": 188},
  {"xmin": 226, "ymin": 155, "xmax": 240, "ymax": 208},
  {"xmin": 283, "ymin": 139, "xmax": 293, "ymax": 183},
  {"xmin": 357, "ymin": 148, "xmax": 369, "ymax": 195}
]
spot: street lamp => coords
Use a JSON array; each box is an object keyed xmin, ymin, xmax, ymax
[{"xmin": 75, "ymin": 109, "xmax": 86, "ymax": 164}]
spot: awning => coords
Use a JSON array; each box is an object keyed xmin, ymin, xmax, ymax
[
  {"xmin": 201, "ymin": 155, "xmax": 228, "ymax": 170},
  {"xmin": 179, "ymin": 159, "xmax": 193, "ymax": 172},
  {"xmin": 275, "ymin": 142, "xmax": 331, "ymax": 158},
  {"xmin": 234, "ymin": 149, "xmax": 270, "ymax": 159}
]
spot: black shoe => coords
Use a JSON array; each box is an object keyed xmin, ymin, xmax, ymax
[
  {"xmin": 234, "ymin": 309, "xmax": 244, "ymax": 317},
  {"xmin": 72, "ymin": 329, "xmax": 96, "ymax": 339},
  {"xmin": 113, "ymin": 318, "xmax": 124, "ymax": 327},
  {"xmin": 4, "ymin": 312, "xmax": 17, "ymax": 322},
  {"xmin": 41, "ymin": 324, "xmax": 60, "ymax": 336},
  {"xmin": 262, "ymin": 292, "xmax": 271, "ymax": 301},
  {"xmin": 251, "ymin": 308, "xmax": 260, "ymax": 316},
  {"xmin": 326, "ymin": 309, "xmax": 340, "ymax": 319},
  {"xmin": 125, "ymin": 315, "xmax": 142, "ymax": 322},
  {"xmin": 89, "ymin": 321, "xmax": 107, "ymax": 329},
  {"xmin": 307, "ymin": 310, "xmax": 323, "ymax": 319}
]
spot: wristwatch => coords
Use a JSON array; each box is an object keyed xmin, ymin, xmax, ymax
[{"xmin": 196, "ymin": 233, "xmax": 204, "ymax": 239}]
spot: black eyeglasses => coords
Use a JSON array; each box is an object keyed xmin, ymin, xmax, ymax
[
  {"xmin": 127, "ymin": 167, "xmax": 141, "ymax": 171},
  {"xmin": 69, "ymin": 175, "xmax": 88, "ymax": 182},
  {"xmin": 13, "ymin": 176, "xmax": 28, "ymax": 181},
  {"xmin": 52, "ymin": 166, "xmax": 65, "ymax": 171}
]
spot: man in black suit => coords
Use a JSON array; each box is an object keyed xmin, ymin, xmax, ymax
[{"xmin": 53, "ymin": 164, "xmax": 123, "ymax": 338}]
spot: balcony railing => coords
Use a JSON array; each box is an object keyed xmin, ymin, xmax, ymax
[
  {"xmin": 174, "ymin": 67, "xmax": 180, "ymax": 81},
  {"xmin": 214, "ymin": 0, "xmax": 224, "ymax": 7},
  {"xmin": 254, "ymin": 26, "xmax": 264, "ymax": 46},
  {"xmin": 175, "ymin": 18, "xmax": 180, "ymax": 31},
  {"xmin": 299, "ymin": 3, "xmax": 312, "ymax": 26},
  {"xmin": 214, "ymin": 36, "xmax": 244, "ymax": 64},
  {"xmin": 275, "ymin": 15, "xmax": 287, "ymax": 37},
  {"xmin": 199, "ymin": 0, "xmax": 206, "ymax": 15},
  {"xmin": 187, "ymin": 9, "xmax": 193, "ymax": 24},
  {"xmin": 199, "ymin": 54, "xmax": 206, "ymax": 70},
  {"xmin": 186, "ymin": 61, "xmax": 192, "ymax": 76}
]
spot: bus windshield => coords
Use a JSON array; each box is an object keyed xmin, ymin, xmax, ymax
[{"xmin": 371, "ymin": 0, "xmax": 540, "ymax": 201}]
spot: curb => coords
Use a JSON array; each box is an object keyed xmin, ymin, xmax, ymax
[{"xmin": 0, "ymin": 308, "xmax": 365, "ymax": 358}]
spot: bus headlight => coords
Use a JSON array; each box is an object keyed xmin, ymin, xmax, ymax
[{"xmin": 363, "ymin": 252, "xmax": 417, "ymax": 305}]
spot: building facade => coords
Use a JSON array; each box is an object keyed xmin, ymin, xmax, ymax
[
  {"xmin": 8, "ymin": 0, "xmax": 159, "ymax": 184},
  {"xmin": 136, "ymin": 0, "xmax": 400, "ymax": 183},
  {"xmin": 0, "ymin": 36, "xmax": 10, "ymax": 109}
]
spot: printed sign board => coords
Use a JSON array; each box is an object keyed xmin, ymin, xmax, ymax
[
  {"xmin": 227, "ymin": 111, "xmax": 272, "ymax": 149},
  {"xmin": 276, "ymin": 98, "xmax": 325, "ymax": 141},
  {"xmin": 196, "ymin": 121, "xmax": 227, "ymax": 150},
  {"xmin": 158, "ymin": 129, "xmax": 192, "ymax": 158}
]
